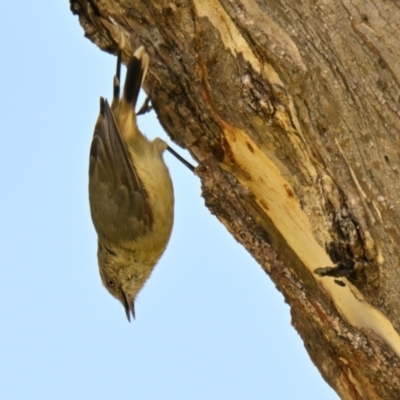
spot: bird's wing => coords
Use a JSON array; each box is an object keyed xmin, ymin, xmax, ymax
[{"xmin": 89, "ymin": 98, "xmax": 153, "ymax": 242}]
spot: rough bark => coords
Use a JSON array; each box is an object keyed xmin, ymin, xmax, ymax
[{"xmin": 70, "ymin": 1, "xmax": 400, "ymax": 398}]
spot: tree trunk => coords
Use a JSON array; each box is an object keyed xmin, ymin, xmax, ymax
[{"xmin": 70, "ymin": 1, "xmax": 400, "ymax": 398}]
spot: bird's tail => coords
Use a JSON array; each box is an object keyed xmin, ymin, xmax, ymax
[{"xmin": 123, "ymin": 46, "xmax": 149, "ymax": 110}]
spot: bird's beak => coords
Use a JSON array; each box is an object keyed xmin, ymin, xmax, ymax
[{"xmin": 121, "ymin": 288, "xmax": 135, "ymax": 322}]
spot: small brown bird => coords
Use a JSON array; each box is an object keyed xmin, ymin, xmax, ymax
[{"xmin": 89, "ymin": 46, "xmax": 174, "ymax": 321}]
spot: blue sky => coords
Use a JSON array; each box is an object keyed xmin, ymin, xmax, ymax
[{"xmin": 0, "ymin": 2, "xmax": 338, "ymax": 399}]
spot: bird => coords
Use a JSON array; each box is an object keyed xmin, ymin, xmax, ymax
[{"xmin": 88, "ymin": 45, "xmax": 174, "ymax": 321}]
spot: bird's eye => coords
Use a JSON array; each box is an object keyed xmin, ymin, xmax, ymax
[
  {"xmin": 104, "ymin": 246, "xmax": 117, "ymax": 256},
  {"xmin": 107, "ymin": 278, "xmax": 115, "ymax": 287}
]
